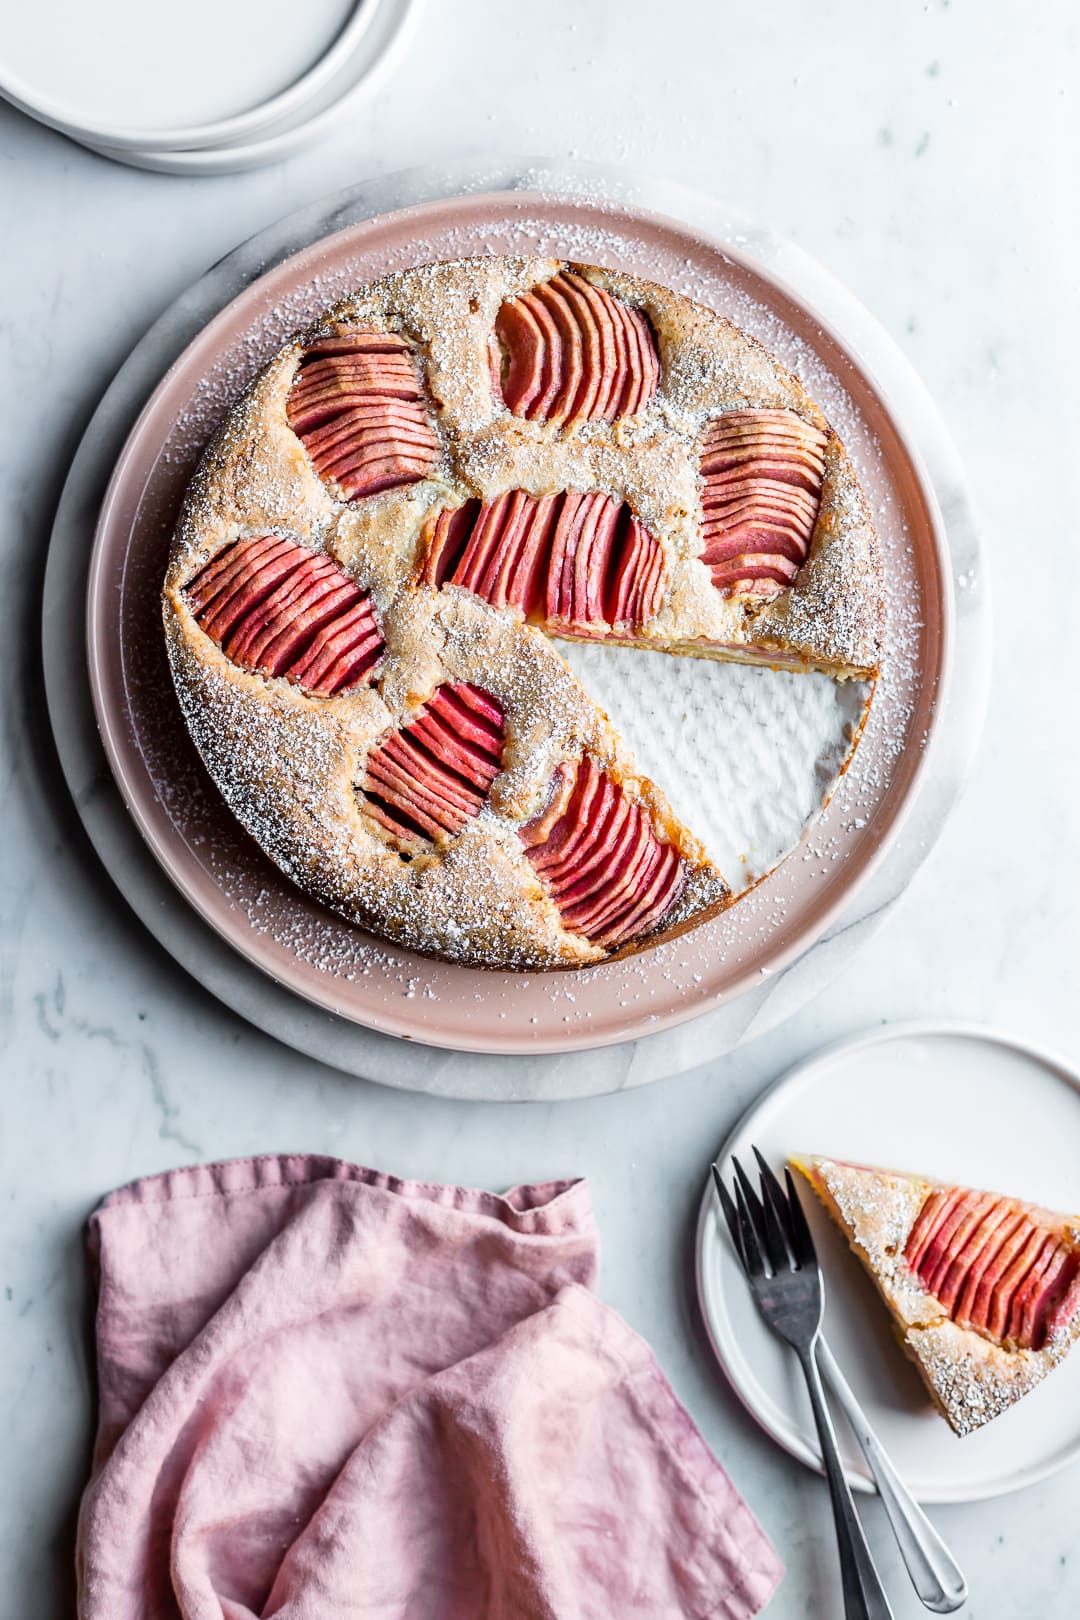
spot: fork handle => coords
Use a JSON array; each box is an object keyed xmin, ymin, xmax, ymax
[
  {"xmin": 796, "ymin": 1342, "xmax": 895, "ymax": 1620},
  {"xmin": 817, "ymin": 1340, "xmax": 967, "ymax": 1613}
]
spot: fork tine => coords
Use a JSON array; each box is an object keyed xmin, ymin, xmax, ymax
[
  {"xmin": 731, "ymin": 1176, "xmax": 767, "ymax": 1280},
  {"xmin": 784, "ymin": 1166, "xmax": 819, "ymax": 1269},
  {"xmin": 733, "ymin": 1154, "xmax": 785, "ymax": 1275},
  {"xmin": 753, "ymin": 1146, "xmax": 798, "ymax": 1268},
  {"xmin": 712, "ymin": 1164, "xmax": 748, "ymax": 1275}
]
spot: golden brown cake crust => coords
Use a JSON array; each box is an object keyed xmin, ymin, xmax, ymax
[{"xmin": 163, "ymin": 256, "xmax": 884, "ymax": 969}]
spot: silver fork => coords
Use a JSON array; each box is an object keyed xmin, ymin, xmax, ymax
[
  {"xmin": 713, "ymin": 1151, "xmax": 894, "ymax": 1620},
  {"xmin": 713, "ymin": 1152, "xmax": 966, "ymax": 1614},
  {"xmin": 815, "ymin": 1342, "xmax": 966, "ymax": 1613}
]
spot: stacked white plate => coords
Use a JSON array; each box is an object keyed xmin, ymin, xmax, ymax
[{"xmin": 0, "ymin": 0, "xmax": 422, "ymax": 173}]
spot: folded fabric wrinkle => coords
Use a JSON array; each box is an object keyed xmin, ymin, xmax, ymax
[{"xmin": 77, "ymin": 1154, "xmax": 781, "ymax": 1619}]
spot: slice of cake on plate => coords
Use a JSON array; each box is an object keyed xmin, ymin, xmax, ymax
[{"xmin": 792, "ymin": 1155, "xmax": 1080, "ymax": 1436}]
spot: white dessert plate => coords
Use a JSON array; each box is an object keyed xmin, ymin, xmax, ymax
[
  {"xmin": 697, "ymin": 1022, "xmax": 1080, "ymax": 1502},
  {"xmin": 0, "ymin": 0, "xmax": 422, "ymax": 174}
]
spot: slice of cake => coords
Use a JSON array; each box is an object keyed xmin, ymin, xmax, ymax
[{"xmin": 792, "ymin": 1155, "xmax": 1080, "ymax": 1436}]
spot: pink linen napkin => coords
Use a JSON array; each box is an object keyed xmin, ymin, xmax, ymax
[{"xmin": 77, "ymin": 1155, "xmax": 782, "ymax": 1619}]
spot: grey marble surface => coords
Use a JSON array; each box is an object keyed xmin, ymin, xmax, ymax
[{"xmin": 2, "ymin": 2, "xmax": 1078, "ymax": 1615}]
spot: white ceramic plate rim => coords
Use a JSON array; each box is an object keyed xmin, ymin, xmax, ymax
[
  {"xmin": 0, "ymin": 0, "xmax": 423, "ymax": 174},
  {"xmin": 695, "ymin": 1019, "xmax": 1080, "ymax": 1503}
]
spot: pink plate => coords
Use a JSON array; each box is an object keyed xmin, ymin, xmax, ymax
[{"xmin": 86, "ymin": 190, "xmax": 952, "ymax": 1054}]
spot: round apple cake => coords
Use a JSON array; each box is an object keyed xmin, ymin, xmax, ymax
[{"xmin": 163, "ymin": 256, "xmax": 884, "ymax": 969}]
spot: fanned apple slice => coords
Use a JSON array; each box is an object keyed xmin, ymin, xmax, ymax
[
  {"xmin": 286, "ymin": 328, "xmax": 440, "ymax": 501},
  {"xmin": 421, "ymin": 491, "xmax": 664, "ymax": 635},
  {"xmin": 792, "ymin": 1155, "xmax": 1080, "ymax": 1436},
  {"xmin": 698, "ymin": 410, "xmax": 828, "ymax": 603},
  {"xmin": 494, "ymin": 271, "xmax": 660, "ymax": 426},
  {"xmin": 358, "ymin": 683, "xmax": 506, "ymax": 852},
  {"xmin": 519, "ymin": 756, "xmax": 684, "ymax": 949},
  {"xmin": 185, "ymin": 536, "xmax": 384, "ymax": 696}
]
